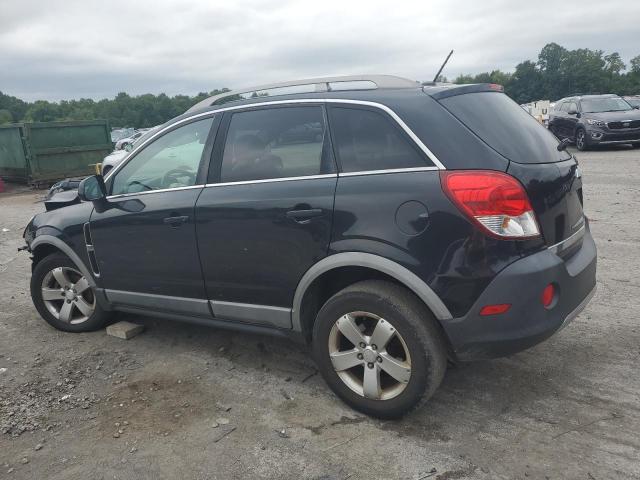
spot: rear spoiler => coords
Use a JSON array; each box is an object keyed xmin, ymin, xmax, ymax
[{"xmin": 423, "ymin": 83, "xmax": 504, "ymax": 100}]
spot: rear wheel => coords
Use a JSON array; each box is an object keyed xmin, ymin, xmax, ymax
[
  {"xmin": 575, "ymin": 128, "xmax": 589, "ymax": 151},
  {"xmin": 30, "ymin": 253, "xmax": 110, "ymax": 332},
  {"xmin": 312, "ymin": 280, "xmax": 447, "ymax": 418}
]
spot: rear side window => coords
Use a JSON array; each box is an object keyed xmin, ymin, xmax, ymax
[
  {"xmin": 220, "ymin": 106, "xmax": 332, "ymax": 182},
  {"xmin": 329, "ymin": 107, "xmax": 427, "ymax": 173},
  {"xmin": 440, "ymin": 92, "xmax": 571, "ymax": 164}
]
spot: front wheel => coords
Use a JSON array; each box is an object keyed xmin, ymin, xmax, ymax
[
  {"xmin": 312, "ymin": 280, "xmax": 447, "ymax": 418},
  {"xmin": 30, "ymin": 253, "xmax": 110, "ymax": 332},
  {"xmin": 576, "ymin": 128, "xmax": 589, "ymax": 151}
]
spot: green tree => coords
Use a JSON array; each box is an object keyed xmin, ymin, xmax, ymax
[
  {"xmin": 0, "ymin": 109, "xmax": 13, "ymax": 124},
  {"xmin": 506, "ymin": 61, "xmax": 542, "ymax": 104}
]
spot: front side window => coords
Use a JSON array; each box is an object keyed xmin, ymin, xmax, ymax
[
  {"xmin": 111, "ymin": 117, "xmax": 213, "ymax": 195},
  {"xmin": 328, "ymin": 107, "xmax": 427, "ymax": 173},
  {"xmin": 220, "ymin": 106, "xmax": 331, "ymax": 182}
]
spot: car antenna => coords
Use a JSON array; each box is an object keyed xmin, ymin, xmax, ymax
[{"xmin": 424, "ymin": 50, "xmax": 454, "ymax": 85}]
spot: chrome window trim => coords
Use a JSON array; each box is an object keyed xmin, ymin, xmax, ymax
[
  {"xmin": 205, "ymin": 173, "xmax": 337, "ymax": 188},
  {"xmin": 338, "ymin": 166, "xmax": 440, "ymax": 177},
  {"xmin": 106, "ymin": 184, "xmax": 203, "ymax": 200},
  {"xmin": 103, "ymin": 99, "xmax": 446, "ymax": 189}
]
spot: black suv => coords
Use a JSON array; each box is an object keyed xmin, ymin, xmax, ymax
[
  {"xmin": 23, "ymin": 75, "xmax": 597, "ymax": 418},
  {"xmin": 549, "ymin": 94, "xmax": 640, "ymax": 150}
]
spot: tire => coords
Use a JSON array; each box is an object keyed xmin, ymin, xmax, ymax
[
  {"xmin": 312, "ymin": 280, "xmax": 447, "ymax": 418},
  {"xmin": 30, "ymin": 253, "xmax": 110, "ymax": 332},
  {"xmin": 575, "ymin": 128, "xmax": 589, "ymax": 151}
]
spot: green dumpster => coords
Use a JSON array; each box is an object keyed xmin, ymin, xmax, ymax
[{"xmin": 0, "ymin": 120, "xmax": 111, "ymax": 185}]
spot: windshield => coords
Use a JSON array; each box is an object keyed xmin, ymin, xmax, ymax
[
  {"xmin": 626, "ymin": 98, "xmax": 640, "ymax": 108},
  {"xmin": 581, "ymin": 97, "xmax": 632, "ymax": 113}
]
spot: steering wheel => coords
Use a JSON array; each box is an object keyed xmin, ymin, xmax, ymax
[{"xmin": 162, "ymin": 167, "xmax": 196, "ymax": 187}]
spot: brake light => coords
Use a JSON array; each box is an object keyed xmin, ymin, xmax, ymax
[{"xmin": 441, "ymin": 170, "xmax": 540, "ymax": 239}]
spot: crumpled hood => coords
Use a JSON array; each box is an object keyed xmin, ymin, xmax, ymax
[{"xmin": 44, "ymin": 190, "xmax": 81, "ymax": 211}]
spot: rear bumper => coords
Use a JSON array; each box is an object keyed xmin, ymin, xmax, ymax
[{"xmin": 441, "ymin": 225, "xmax": 597, "ymax": 361}]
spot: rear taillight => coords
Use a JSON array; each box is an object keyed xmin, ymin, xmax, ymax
[{"xmin": 441, "ymin": 170, "xmax": 540, "ymax": 239}]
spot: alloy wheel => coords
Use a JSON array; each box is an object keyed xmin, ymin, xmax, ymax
[
  {"xmin": 328, "ymin": 311, "xmax": 411, "ymax": 400},
  {"xmin": 41, "ymin": 266, "xmax": 95, "ymax": 324},
  {"xmin": 576, "ymin": 130, "xmax": 585, "ymax": 150}
]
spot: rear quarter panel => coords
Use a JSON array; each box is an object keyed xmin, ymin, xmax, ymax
[{"xmin": 330, "ymin": 171, "xmax": 544, "ymax": 317}]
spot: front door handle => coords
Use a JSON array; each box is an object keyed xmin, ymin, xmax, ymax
[
  {"xmin": 286, "ymin": 208, "xmax": 324, "ymax": 224},
  {"xmin": 163, "ymin": 215, "xmax": 189, "ymax": 227}
]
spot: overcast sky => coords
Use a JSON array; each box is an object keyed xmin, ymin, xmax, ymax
[{"xmin": 1, "ymin": 0, "xmax": 639, "ymax": 101}]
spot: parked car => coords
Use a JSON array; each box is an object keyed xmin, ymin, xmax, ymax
[
  {"xmin": 623, "ymin": 96, "xmax": 640, "ymax": 109},
  {"xmin": 110, "ymin": 128, "xmax": 134, "ymax": 143},
  {"xmin": 115, "ymin": 128, "xmax": 151, "ymax": 151},
  {"xmin": 548, "ymin": 94, "xmax": 640, "ymax": 150},
  {"xmin": 22, "ymin": 75, "xmax": 597, "ymax": 418},
  {"xmin": 102, "ymin": 127, "xmax": 160, "ymax": 176}
]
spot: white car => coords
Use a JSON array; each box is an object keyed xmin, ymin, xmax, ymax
[
  {"xmin": 114, "ymin": 128, "xmax": 152, "ymax": 151},
  {"xmin": 103, "ymin": 126, "xmax": 160, "ymax": 175}
]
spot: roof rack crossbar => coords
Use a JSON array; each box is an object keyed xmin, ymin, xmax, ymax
[{"xmin": 187, "ymin": 75, "xmax": 419, "ymax": 113}]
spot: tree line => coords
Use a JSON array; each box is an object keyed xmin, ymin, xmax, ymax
[
  {"xmin": 453, "ymin": 43, "xmax": 640, "ymax": 104},
  {"xmin": 1, "ymin": 43, "xmax": 639, "ymax": 129},
  {"xmin": 0, "ymin": 90, "xmax": 230, "ymax": 128}
]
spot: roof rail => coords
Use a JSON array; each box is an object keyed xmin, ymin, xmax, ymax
[{"xmin": 186, "ymin": 74, "xmax": 420, "ymax": 113}]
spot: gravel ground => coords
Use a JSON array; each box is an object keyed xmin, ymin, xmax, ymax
[{"xmin": 1, "ymin": 147, "xmax": 639, "ymax": 480}]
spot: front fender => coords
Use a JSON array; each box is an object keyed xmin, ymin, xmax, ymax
[{"xmin": 30, "ymin": 235, "xmax": 96, "ymax": 288}]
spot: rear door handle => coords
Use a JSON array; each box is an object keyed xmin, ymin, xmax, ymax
[
  {"xmin": 286, "ymin": 208, "xmax": 324, "ymax": 223},
  {"xmin": 163, "ymin": 215, "xmax": 189, "ymax": 226}
]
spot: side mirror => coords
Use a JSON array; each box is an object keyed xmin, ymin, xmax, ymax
[
  {"xmin": 557, "ymin": 138, "xmax": 572, "ymax": 152},
  {"xmin": 633, "ymin": 105, "xmax": 640, "ymax": 110},
  {"xmin": 78, "ymin": 175, "xmax": 107, "ymax": 202}
]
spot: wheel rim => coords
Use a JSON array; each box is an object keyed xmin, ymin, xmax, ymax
[
  {"xmin": 328, "ymin": 311, "xmax": 411, "ymax": 401},
  {"xmin": 41, "ymin": 266, "xmax": 95, "ymax": 324},
  {"xmin": 577, "ymin": 131, "xmax": 585, "ymax": 149}
]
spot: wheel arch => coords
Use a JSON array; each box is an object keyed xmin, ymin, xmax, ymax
[
  {"xmin": 292, "ymin": 252, "xmax": 453, "ymax": 339},
  {"xmin": 30, "ymin": 235, "xmax": 96, "ymax": 288}
]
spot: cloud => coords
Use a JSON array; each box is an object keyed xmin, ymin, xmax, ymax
[{"xmin": 1, "ymin": 0, "xmax": 639, "ymax": 100}]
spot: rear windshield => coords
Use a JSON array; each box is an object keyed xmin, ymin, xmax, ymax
[{"xmin": 439, "ymin": 91, "xmax": 571, "ymax": 164}]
